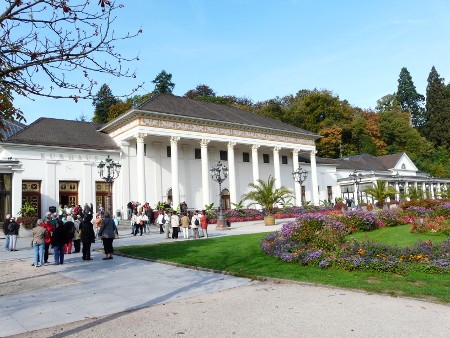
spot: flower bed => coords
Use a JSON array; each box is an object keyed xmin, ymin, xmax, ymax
[
  {"xmin": 409, "ymin": 216, "xmax": 450, "ymax": 236},
  {"xmin": 261, "ymin": 210, "xmax": 450, "ymax": 274}
]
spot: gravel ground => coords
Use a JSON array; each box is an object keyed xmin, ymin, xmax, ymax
[{"xmin": 7, "ymin": 282, "xmax": 450, "ymax": 338}]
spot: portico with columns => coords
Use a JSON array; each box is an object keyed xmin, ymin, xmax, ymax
[{"xmin": 99, "ymin": 94, "xmax": 322, "ymax": 215}]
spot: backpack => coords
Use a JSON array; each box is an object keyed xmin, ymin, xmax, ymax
[
  {"xmin": 194, "ymin": 218, "xmax": 199, "ymax": 226},
  {"xmin": 8, "ymin": 223, "xmax": 14, "ymax": 232}
]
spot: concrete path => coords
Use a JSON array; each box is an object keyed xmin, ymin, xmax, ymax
[{"xmin": 1, "ymin": 220, "xmax": 449, "ymax": 337}]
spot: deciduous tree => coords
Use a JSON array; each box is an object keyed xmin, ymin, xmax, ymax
[{"xmin": 0, "ymin": 0, "xmax": 142, "ymax": 130}]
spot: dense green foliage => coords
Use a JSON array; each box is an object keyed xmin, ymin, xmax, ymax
[{"xmin": 92, "ymin": 84, "xmax": 118, "ymax": 123}]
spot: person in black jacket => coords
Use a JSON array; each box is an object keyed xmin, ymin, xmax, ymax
[
  {"xmin": 98, "ymin": 211, "xmax": 117, "ymax": 260},
  {"xmin": 51, "ymin": 219, "xmax": 68, "ymax": 265},
  {"xmin": 80, "ymin": 214, "xmax": 95, "ymax": 261}
]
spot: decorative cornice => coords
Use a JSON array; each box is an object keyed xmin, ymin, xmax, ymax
[
  {"xmin": 109, "ymin": 115, "xmax": 315, "ymax": 146},
  {"xmin": 140, "ymin": 118, "xmax": 315, "ymax": 145}
]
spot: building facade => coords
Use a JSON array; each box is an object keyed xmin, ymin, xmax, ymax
[{"xmin": 0, "ymin": 94, "xmax": 448, "ymax": 220}]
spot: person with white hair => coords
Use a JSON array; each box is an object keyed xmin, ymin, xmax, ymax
[{"xmin": 3, "ymin": 214, "xmax": 11, "ymax": 251}]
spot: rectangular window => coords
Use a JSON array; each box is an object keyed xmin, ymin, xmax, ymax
[
  {"xmin": 281, "ymin": 155, "xmax": 288, "ymax": 165},
  {"xmin": 195, "ymin": 148, "xmax": 201, "ymax": 159},
  {"xmin": 327, "ymin": 186, "xmax": 332, "ymax": 202},
  {"xmin": 263, "ymin": 153, "xmax": 270, "ymax": 163},
  {"xmin": 220, "ymin": 150, "xmax": 228, "ymax": 161},
  {"xmin": 242, "ymin": 152, "xmax": 250, "ymax": 162},
  {"xmin": 167, "ymin": 146, "xmax": 171, "ymax": 158}
]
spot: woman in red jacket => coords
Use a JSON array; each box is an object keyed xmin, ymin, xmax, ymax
[
  {"xmin": 42, "ymin": 216, "xmax": 54, "ymax": 264},
  {"xmin": 200, "ymin": 210, "xmax": 209, "ymax": 238}
]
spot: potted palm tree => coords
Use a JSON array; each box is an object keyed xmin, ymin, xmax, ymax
[
  {"xmin": 243, "ymin": 176, "xmax": 293, "ymax": 225},
  {"xmin": 364, "ymin": 180, "xmax": 397, "ymax": 209}
]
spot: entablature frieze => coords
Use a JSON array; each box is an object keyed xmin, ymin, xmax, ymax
[{"xmin": 109, "ymin": 117, "xmax": 315, "ymax": 146}]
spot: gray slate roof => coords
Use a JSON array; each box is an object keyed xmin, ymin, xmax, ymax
[
  {"xmin": 5, "ymin": 118, "xmax": 118, "ymax": 150},
  {"xmin": 299, "ymin": 153, "xmax": 404, "ymax": 171},
  {"xmin": 1, "ymin": 118, "xmax": 26, "ymax": 139},
  {"xmin": 132, "ymin": 93, "xmax": 319, "ymax": 138}
]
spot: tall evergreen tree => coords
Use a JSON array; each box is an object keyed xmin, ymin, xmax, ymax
[
  {"xmin": 425, "ymin": 66, "xmax": 449, "ymax": 147},
  {"xmin": 396, "ymin": 67, "xmax": 425, "ymax": 128},
  {"xmin": 92, "ymin": 84, "xmax": 118, "ymax": 124},
  {"xmin": 152, "ymin": 70, "xmax": 175, "ymax": 94}
]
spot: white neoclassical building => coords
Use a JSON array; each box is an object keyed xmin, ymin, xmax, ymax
[{"xmin": 0, "ymin": 94, "xmax": 448, "ymax": 220}]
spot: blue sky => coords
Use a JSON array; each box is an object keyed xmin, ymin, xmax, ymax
[{"xmin": 14, "ymin": 0, "xmax": 450, "ymax": 123}]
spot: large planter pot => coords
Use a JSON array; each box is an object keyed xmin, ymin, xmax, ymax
[{"xmin": 264, "ymin": 215, "xmax": 276, "ymax": 226}]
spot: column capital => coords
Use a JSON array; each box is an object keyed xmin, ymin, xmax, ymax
[
  {"xmin": 310, "ymin": 149, "xmax": 317, "ymax": 157},
  {"xmin": 135, "ymin": 133, "xmax": 147, "ymax": 143},
  {"xmin": 200, "ymin": 139, "xmax": 210, "ymax": 148},
  {"xmin": 273, "ymin": 146, "xmax": 281, "ymax": 153},
  {"xmin": 291, "ymin": 148, "xmax": 300, "ymax": 156},
  {"xmin": 227, "ymin": 142, "xmax": 236, "ymax": 150},
  {"xmin": 251, "ymin": 144, "xmax": 260, "ymax": 151},
  {"xmin": 170, "ymin": 136, "xmax": 181, "ymax": 146}
]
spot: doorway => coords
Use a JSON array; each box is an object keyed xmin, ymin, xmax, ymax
[{"xmin": 59, "ymin": 181, "xmax": 78, "ymax": 208}]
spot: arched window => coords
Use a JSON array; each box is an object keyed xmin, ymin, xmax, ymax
[{"xmin": 401, "ymin": 164, "xmax": 406, "ymax": 169}]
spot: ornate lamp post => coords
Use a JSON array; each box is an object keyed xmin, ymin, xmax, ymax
[
  {"xmin": 210, "ymin": 161, "xmax": 229, "ymax": 230},
  {"xmin": 292, "ymin": 167, "xmax": 308, "ymax": 206},
  {"xmin": 97, "ymin": 155, "xmax": 121, "ymax": 213},
  {"xmin": 349, "ymin": 170, "xmax": 363, "ymax": 206},
  {"xmin": 392, "ymin": 171, "xmax": 405, "ymax": 201}
]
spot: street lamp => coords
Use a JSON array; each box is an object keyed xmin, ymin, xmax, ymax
[
  {"xmin": 292, "ymin": 167, "xmax": 308, "ymax": 206},
  {"xmin": 392, "ymin": 171, "xmax": 405, "ymax": 201},
  {"xmin": 97, "ymin": 155, "xmax": 121, "ymax": 212},
  {"xmin": 349, "ymin": 170, "xmax": 363, "ymax": 206},
  {"xmin": 210, "ymin": 161, "xmax": 228, "ymax": 230}
]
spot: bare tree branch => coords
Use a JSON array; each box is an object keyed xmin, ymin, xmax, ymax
[{"xmin": 0, "ymin": 0, "xmax": 143, "ymax": 131}]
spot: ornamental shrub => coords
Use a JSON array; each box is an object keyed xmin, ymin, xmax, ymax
[
  {"xmin": 342, "ymin": 210, "xmax": 379, "ymax": 232},
  {"xmin": 376, "ymin": 209, "xmax": 401, "ymax": 227}
]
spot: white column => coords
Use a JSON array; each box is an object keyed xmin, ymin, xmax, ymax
[
  {"xmin": 273, "ymin": 146, "xmax": 281, "ymax": 189},
  {"xmin": 45, "ymin": 160, "xmax": 58, "ymax": 213},
  {"xmin": 200, "ymin": 139, "xmax": 210, "ymax": 208},
  {"xmin": 395, "ymin": 182, "xmax": 400, "ymax": 201},
  {"xmin": 422, "ymin": 182, "xmax": 426, "ymax": 198},
  {"xmin": 292, "ymin": 149, "xmax": 301, "ymax": 206},
  {"xmin": 405, "ymin": 182, "xmax": 410, "ymax": 201},
  {"xmin": 152, "ymin": 142, "xmax": 163, "ymax": 203},
  {"xmin": 170, "ymin": 136, "xmax": 181, "ymax": 210},
  {"xmin": 11, "ymin": 169, "xmax": 24, "ymax": 217},
  {"xmin": 135, "ymin": 133, "xmax": 147, "ymax": 204},
  {"xmin": 430, "ymin": 183, "xmax": 435, "ymax": 199},
  {"xmin": 228, "ymin": 142, "xmax": 237, "ymax": 206},
  {"xmin": 120, "ymin": 141, "xmax": 131, "ymax": 216},
  {"xmin": 251, "ymin": 145, "xmax": 260, "ymax": 186},
  {"xmin": 436, "ymin": 183, "xmax": 441, "ymax": 198},
  {"xmin": 310, "ymin": 150, "xmax": 320, "ymax": 206}
]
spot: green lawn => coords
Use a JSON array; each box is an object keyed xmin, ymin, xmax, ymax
[
  {"xmin": 346, "ymin": 224, "xmax": 448, "ymax": 246},
  {"xmin": 116, "ymin": 230, "xmax": 450, "ymax": 304}
]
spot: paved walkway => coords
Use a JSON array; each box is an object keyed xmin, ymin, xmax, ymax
[{"xmin": 1, "ymin": 220, "xmax": 449, "ymax": 337}]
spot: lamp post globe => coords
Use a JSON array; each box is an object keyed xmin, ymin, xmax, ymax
[{"xmin": 97, "ymin": 155, "xmax": 121, "ymax": 213}]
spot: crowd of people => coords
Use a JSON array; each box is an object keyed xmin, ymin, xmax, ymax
[
  {"xmin": 2, "ymin": 203, "xmax": 119, "ymax": 266},
  {"xmin": 2, "ymin": 201, "xmax": 212, "ymax": 267}
]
